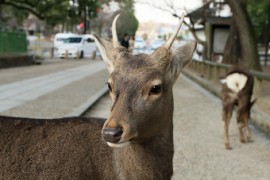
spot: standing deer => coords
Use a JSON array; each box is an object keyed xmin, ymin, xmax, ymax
[
  {"xmin": 221, "ymin": 66, "xmax": 255, "ymax": 150},
  {"xmin": 0, "ymin": 14, "xmax": 196, "ymax": 179}
]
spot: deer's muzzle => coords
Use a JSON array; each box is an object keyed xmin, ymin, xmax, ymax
[{"xmin": 102, "ymin": 127, "xmax": 123, "ymax": 143}]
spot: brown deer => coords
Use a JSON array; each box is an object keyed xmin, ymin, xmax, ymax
[
  {"xmin": 0, "ymin": 14, "xmax": 196, "ymax": 179},
  {"xmin": 221, "ymin": 66, "xmax": 255, "ymax": 150}
]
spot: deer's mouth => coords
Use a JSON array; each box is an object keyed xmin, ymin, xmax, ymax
[
  {"xmin": 107, "ymin": 141, "xmax": 131, "ymax": 148},
  {"xmin": 102, "ymin": 125, "xmax": 135, "ymax": 148}
]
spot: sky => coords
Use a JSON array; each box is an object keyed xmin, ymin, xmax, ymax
[{"xmin": 134, "ymin": 0, "xmax": 203, "ymax": 25}]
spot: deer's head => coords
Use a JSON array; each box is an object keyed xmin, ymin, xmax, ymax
[{"xmin": 94, "ymin": 14, "xmax": 196, "ymax": 148}]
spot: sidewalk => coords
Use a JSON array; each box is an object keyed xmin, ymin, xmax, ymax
[
  {"xmin": 0, "ymin": 59, "xmax": 108, "ymax": 118},
  {"xmin": 86, "ymin": 74, "xmax": 270, "ymax": 179}
]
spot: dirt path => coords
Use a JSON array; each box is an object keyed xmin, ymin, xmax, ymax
[{"xmin": 86, "ymin": 75, "xmax": 270, "ymax": 179}]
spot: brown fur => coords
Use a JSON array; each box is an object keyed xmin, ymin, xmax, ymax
[
  {"xmin": 0, "ymin": 16, "xmax": 196, "ymax": 179},
  {"xmin": 0, "ymin": 116, "xmax": 115, "ymax": 179},
  {"xmin": 222, "ymin": 66, "xmax": 255, "ymax": 150},
  {"xmin": 0, "ymin": 115, "xmax": 175, "ymax": 179}
]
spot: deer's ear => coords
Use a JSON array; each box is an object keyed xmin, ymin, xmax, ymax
[
  {"xmin": 94, "ymin": 35, "xmax": 115, "ymax": 74},
  {"xmin": 169, "ymin": 42, "xmax": 197, "ymax": 83}
]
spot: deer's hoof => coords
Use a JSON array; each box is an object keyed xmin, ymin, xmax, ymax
[
  {"xmin": 240, "ymin": 139, "xmax": 246, "ymax": 143},
  {"xmin": 225, "ymin": 144, "xmax": 232, "ymax": 150},
  {"xmin": 247, "ymin": 138, "xmax": 253, "ymax": 143}
]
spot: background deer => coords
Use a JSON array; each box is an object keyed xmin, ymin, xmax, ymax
[
  {"xmin": 0, "ymin": 14, "xmax": 196, "ymax": 179},
  {"xmin": 221, "ymin": 66, "xmax": 255, "ymax": 150}
]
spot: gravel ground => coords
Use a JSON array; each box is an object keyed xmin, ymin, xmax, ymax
[{"xmin": 86, "ymin": 75, "xmax": 270, "ymax": 179}]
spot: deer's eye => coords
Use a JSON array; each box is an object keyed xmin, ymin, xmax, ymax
[
  {"xmin": 107, "ymin": 82, "xmax": 112, "ymax": 92},
  {"xmin": 149, "ymin": 85, "xmax": 162, "ymax": 95}
]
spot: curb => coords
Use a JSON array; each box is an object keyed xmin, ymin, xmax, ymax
[{"xmin": 68, "ymin": 86, "xmax": 108, "ymax": 117}]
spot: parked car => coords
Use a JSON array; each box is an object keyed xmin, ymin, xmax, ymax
[
  {"xmin": 133, "ymin": 37, "xmax": 146, "ymax": 54},
  {"xmin": 27, "ymin": 34, "xmax": 46, "ymax": 50},
  {"xmin": 57, "ymin": 34, "xmax": 96, "ymax": 59},
  {"xmin": 54, "ymin": 33, "xmax": 76, "ymax": 50},
  {"xmin": 151, "ymin": 39, "xmax": 165, "ymax": 50}
]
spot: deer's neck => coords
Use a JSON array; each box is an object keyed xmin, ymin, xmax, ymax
[{"xmin": 112, "ymin": 124, "xmax": 174, "ymax": 179}]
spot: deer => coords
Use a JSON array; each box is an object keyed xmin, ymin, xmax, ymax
[
  {"xmin": 0, "ymin": 14, "xmax": 196, "ymax": 179},
  {"xmin": 221, "ymin": 66, "xmax": 256, "ymax": 150}
]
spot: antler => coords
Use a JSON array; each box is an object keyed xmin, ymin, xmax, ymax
[
  {"xmin": 164, "ymin": 12, "xmax": 185, "ymax": 49},
  {"xmin": 112, "ymin": 14, "xmax": 120, "ymax": 48}
]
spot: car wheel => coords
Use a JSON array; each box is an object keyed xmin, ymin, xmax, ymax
[{"xmin": 80, "ymin": 51, "xmax": 84, "ymax": 59}]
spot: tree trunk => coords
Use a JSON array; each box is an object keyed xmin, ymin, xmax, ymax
[
  {"xmin": 83, "ymin": 7, "xmax": 87, "ymax": 34},
  {"xmin": 226, "ymin": 0, "xmax": 262, "ymax": 71},
  {"xmin": 223, "ymin": 18, "xmax": 241, "ymax": 64}
]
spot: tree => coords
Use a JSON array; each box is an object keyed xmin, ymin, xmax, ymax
[
  {"xmin": 116, "ymin": 0, "xmax": 138, "ymax": 38},
  {"xmin": 136, "ymin": 0, "xmax": 207, "ymax": 44},
  {"xmin": 137, "ymin": 0, "xmax": 262, "ymax": 70},
  {"xmin": 0, "ymin": 5, "xmax": 29, "ymax": 28},
  {"xmin": 0, "ymin": 0, "xmax": 138, "ymax": 36},
  {"xmin": 0, "ymin": 0, "xmax": 102, "ymax": 33},
  {"xmin": 224, "ymin": 0, "xmax": 262, "ymax": 71},
  {"xmin": 247, "ymin": 0, "xmax": 269, "ymax": 40},
  {"xmin": 247, "ymin": 0, "xmax": 270, "ymax": 66},
  {"xmin": 0, "ymin": 0, "xmax": 68, "ymax": 20},
  {"xmin": 117, "ymin": 11, "xmax": 138, "ymax": 38},
  {"xmin": 0, "ymin": 0, "xmax": 72, "ymax": 32},
  {"xmin": 94, "ymin": 0, "xmax": 138, "ymax": 38},
  {"xmin": 75, "ymin": 0, "xmax": 101, "ymax": 34}
]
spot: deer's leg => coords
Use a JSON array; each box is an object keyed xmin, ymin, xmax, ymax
[
  {"xmin": 236, "ymin": 107, "xmax": 247, "ymax": 143},
  {"xmin": 237, "ymin": 122, "xmax": 245, "ymax": 143},
  {"xmin": 237, "ymin": 95, "xmax": 253, "ymax": 144},
  {"xmin": 223, "ymin": 104, "xmax": 233, "ymax": 150},
  {"xmin": 246, "ymin": 124, "xmax": 252, "ymax": 142},
  {"xmin": 247, "ymin": 99, "xmax": 256, "ymax": 142},
  {"xmin": 244, "ymin": 109, "xmax": 252, "ymax": 142}
]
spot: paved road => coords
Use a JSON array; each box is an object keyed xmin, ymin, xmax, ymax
[
  {"xmin": 0, "ymin": 59, "xmax": 108, "ymax": 118},
  {"xmin": 86, "ymin": 74, "xmax": 270, "ymax": 179}
]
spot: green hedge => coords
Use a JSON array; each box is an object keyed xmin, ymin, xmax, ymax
[{"xmin": 0, "ymin": 30, "xmax": 27, "ymax": 55}]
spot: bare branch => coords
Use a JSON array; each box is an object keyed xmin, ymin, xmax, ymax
[
  {"xmin": 137, "ymin": 0, "xmax": 208, "ymax": 45},
  {"xmin": 12, "ymin": 0, "xmax": 35, "ymax": 7},
  {"xmin": 40, "ymin": 0, "xmax": 67, "ymax": 15},
  {"xmin": 2, "ymin": 0, "xmax": 68, "ymax": 20},
  {"xmin": 2, "ymin": 1, "xmax": 44, "ymax": 19},
  {"xmin": 181, "ymin": 16, "xmax": 206, "ymax": 45}
]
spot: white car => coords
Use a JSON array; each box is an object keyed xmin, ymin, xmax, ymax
[
  {"xmin": 54, "ymin": 33, "xmax": 76, "ymax": 50},
  {"xmin": 57, "ymin": 34, "xmax": 96, "ymax": 59},
  {"xmin": 150, "ymin": 39, "xmax": 165, "ymax": 50},
  {"xmin": 133, "ymin": 37, "xmax": 146, "ymax": 54}
]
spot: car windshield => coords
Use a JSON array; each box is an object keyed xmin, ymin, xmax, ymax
[
  {"xmin": 153, "ymin": 39, "xmax": 164, "ymax": 44},
  {"xmin": 56, "ymin": 38, "xmax": 67, "ymax": 42},
  {"xmin": 64, "ymin": 37, "xmax": 82, "ymax": 43}
]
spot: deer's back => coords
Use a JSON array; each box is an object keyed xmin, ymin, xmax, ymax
[
  {"xmin": 222, "ymin": 67, "xmax": 254, "ymax": 101},
  {"xmin": 0, "ymin": 116, "xmax": 115, "ymax": 180}
]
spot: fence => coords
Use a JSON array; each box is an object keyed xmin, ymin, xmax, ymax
[
  {"xmin": 184, "ymin": 59, "xmax": 270, "ymax": 137},
  {"xmin": 0, "ymin": 30, "xmax": 27, "ymax": 55}
]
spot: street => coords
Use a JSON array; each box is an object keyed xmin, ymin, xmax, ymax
[{"xmin": 0, "ymin": 59, "xmax": 108, "ymax": 118}]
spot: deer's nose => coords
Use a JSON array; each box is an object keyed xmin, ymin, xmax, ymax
[{"xmin": 102, "ymin": 127, "xmax": 123, "ymax": 143}]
